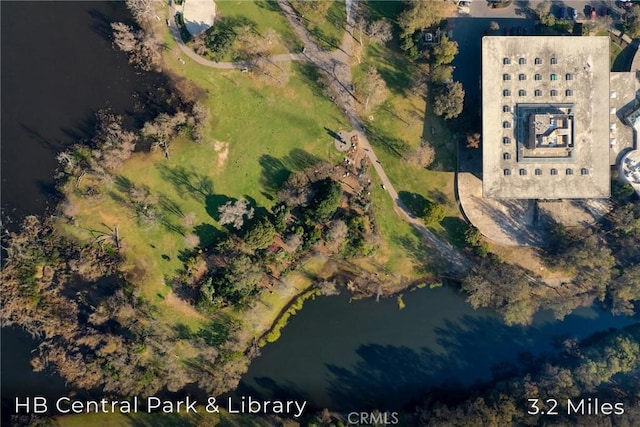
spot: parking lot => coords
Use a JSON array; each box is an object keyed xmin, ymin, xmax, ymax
[{"xmin": 463, "ymin": 1, "xmax": 631, "ymax": 20}]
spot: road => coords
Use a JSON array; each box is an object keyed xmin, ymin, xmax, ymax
[{"xmin": 169, "ymin": 1, "xmax": 471, "ymax": 273}]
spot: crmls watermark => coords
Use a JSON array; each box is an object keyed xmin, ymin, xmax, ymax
[{"xmin": 347, "ymin": 411, "xmax": 400, "ymax": 425}]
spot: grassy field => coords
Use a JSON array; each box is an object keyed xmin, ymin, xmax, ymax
[
  {"xmin": 351, "ymin": 24, "xmax": 464, "ymax": 278},
  {"xmin": 60, "ymin": 22, "xmax": 347, "ymax": 335},
  {"xmin": 61, "ymin": 0, "xmax": 464, "ymax": 343},
  {"xmin": 290, "ymin": 0, "xmax": 346, "ymax": 50},
  {"xmin": 213, "ymin": 0, "xmax": 303, "ymax": 55}
]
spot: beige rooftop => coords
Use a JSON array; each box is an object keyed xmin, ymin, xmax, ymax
[{"xmin": 482, "ymin": 36, "xmax": 610, "ymax": 199}]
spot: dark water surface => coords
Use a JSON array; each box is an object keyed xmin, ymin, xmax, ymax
[
  {"xmin": 1, "ymin": 0, "xmax": 163, "ymax": 219},
  {"xmin": 1, "ymin": 0, "xmax": 164, "ymax": 407},
  {"xmin": 239, "ymin": 286, "xmax": 638, "ymax": 411}
]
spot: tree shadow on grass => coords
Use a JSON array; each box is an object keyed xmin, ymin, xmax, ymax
[
  {"xmin": 363, "ymin": 124, "xmax": 409, "ymax": 158},
  {"xmin": 441, "ymin": 216, "xmax": 469, "ymax": 249},
  {"xmin": 326, "ymin": 1, "xmax": 346, "ymax": 31},
  {"xmin": 205, "ymin": 194, "xmax": 235, "ymax": 222},
  {"xmin": 376, "ymin": 60, "xmax": 414, "ymax": 97},
  {"xmin": 259, "ymin": 155, "xmax": 290, "ymax": 193},
  {"xmin": 428, "ymin": 189, "xmax": 449, "ymax": 205},
  {"xmin": 159, "ymin": 218, "xmax": 185, "ymax": 236},
  {"xmin": 324, "ymin": 126, "xmax": 343, "ymax": 141},
  {"xmin": 196, "ymin": 318, "xmax": 235, "ymax": 347},
  {"xmin": 254, "ymin": 0, "xmax": 282, "ymax": 13},
  {"xmin": 286, "ymin": 148, "xmax": 322, "ymax": 170},
  {"xmin": 260, "ymin": 149, "xmax": 323, "ymax": 193},
  {"xmin": 158, "ymin": 193, "xmax": 184, "ymax": 219},
  {"xmin": 308, "ymin": 26, "xmax": 341, "ymax": 51},
  {"xmin": 244, "ymin": 195, "xmax": 270, "ymax": 223},
  {"xmin": 295, "ymin": 62, "xmax": 327, "ymax": 98},
  {"xmin": 157, "ymin": 164, "xmax": 214, "ymax": 202},
  {"xmin": 390, "ymin": 233, "xmax": 436, "ymax": 275},
  {"xmin": 398, "ymin": 191, "xmax": 430, "ymax": 217},
  {"xmin": 366, "ymin": 0, "xmax": 405, "ymax": 22},
  {"xmin": 114, "ymin": 175, "xmax": 133, "ymax": 194},
  {"xmin": 184, "ymin": 222, "xmax": 222, "ymax": 252}
]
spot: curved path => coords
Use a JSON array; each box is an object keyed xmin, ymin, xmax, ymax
[{"xmin": 169, "ymin": 1, "xmax": 470, "ymax": 273}]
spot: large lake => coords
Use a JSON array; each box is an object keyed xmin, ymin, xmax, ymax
[
  {"xmin": 1, "ymin": 0, "xmax": 166, "ymax": 410},
  {"xmin": 238, "ymin": 286, "xmax": 637, "ymax": 411},
  {"xmin": 1, "ymin": 0, "xmax": 638, "ymax": 419}
]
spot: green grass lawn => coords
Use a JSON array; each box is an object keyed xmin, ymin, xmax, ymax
[
  {"xmin": 60, "ymin": 28, "xmax": 347, "ymax": 334},
  {"xmin": 351, "ymin": 34, "xmax": 464, "ymax": 278},
  {"xmin": 290, "ymin": 0, "xmax": 346, "ymax": 50},
  {"xmin": 215, "ymin": 0, "xmax": 303, "ymax": 54}
]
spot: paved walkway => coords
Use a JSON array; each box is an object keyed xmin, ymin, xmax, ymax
[
  {"xmin": 458, "ymin": 172, "xmax": 544, "ymax": 247},
  {"xmin": 169, "ymin": 1, "xmax": 471, "ymax": 273}
]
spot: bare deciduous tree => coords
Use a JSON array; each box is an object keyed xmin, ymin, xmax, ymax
[
  {"xmin": 367, "ymin": 19, "xmax": 393, "ymax": 44},
  {"xmin": 142, "ymin": 111, "xmax": 189, "ymax": 158},
  {"xmin": 403, "ymin": 141, "xmax": 436, "ymax": 168},
  {"xmin": 218, "ymin": 199, "xmax": 254, "ymax": 229},
  {"xmin": 278, "ymin": 172, "xmax": 312, "ymax": 207},
  {"xmin": 284, "ymin": 233, "xmax": 302, "ymax": 253},
  {"xmin": 328, "ymin": 219, "xmax": 348, "ymax": 245},
  {"xmin": 315, "ymin": 280, "xmax": 340, "ymax": 296},
  {"xmin": 92, "ymin": 112, "xmax": 137, "ymax": 171},
  {"xmin": 184, "ymin": 233, "xmax": 201, "ymax": 249},
  {"xmin": 111, "ymin": 22, "xmax": 161, "ymax": 71},
  {"xmin": 360, "ymin": 67, "xmax": 389, "ymax": 112},
  {"xmin": 60, "ymin": 199, "xmax": 79, "ymax": 220},
  {"xmin": 183, "ymin": 212, "xmax": 197, "ymax": 228},
  {"xmin": 125, "ymin": 0, "xmax": 160, "ymax": 24}
]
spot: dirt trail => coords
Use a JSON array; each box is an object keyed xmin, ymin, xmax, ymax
[{"xmin": 168, "ymin": 1, "xmax": 471, "ymax": 274}]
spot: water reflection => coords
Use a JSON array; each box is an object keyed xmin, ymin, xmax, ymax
[{"xmin": 240, "ymin": 286, "xmax": 638, "ymax": 411}]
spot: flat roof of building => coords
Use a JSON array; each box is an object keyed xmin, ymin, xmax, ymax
[{"xmin": 482, "ymin": 36, "xmax": 610, "ymax": 199}]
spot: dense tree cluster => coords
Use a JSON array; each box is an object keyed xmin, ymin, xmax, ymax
[
  {"xmin": 625, "ymin": 4, "xmax": 640, "ymax": 38},
  {"xmin": 416, "ymin": 324, "xmax": 640, "ymax": 426},
  {"xmin": 57, "ymin": 112, "xmax": 136, "ymax": 185},
  {"xmin": 1, "ymin": 216, "xmax": 254, "ymax": 398},
  {"xmin": 432, "ymin": 81, "xmax": 464, "ymax": 119},
  {"xmin": 462, "ymin": 258, "xmax": 539, "ymax": 326},
  {"xmin": 191, "ymin": 162, "xmax": 378, "ymax": 311},
  {"xmin": 398, "ymin": 0, "xmax": 451, "ymax": 57},
  {"xmin": 462, "ymin": 189, "xmax": 640, "ymax": 325}
]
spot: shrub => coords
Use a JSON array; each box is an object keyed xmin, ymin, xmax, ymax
[{"xmin": 423, "ymin": 204, "xmax": 445, "ymax": 226}]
